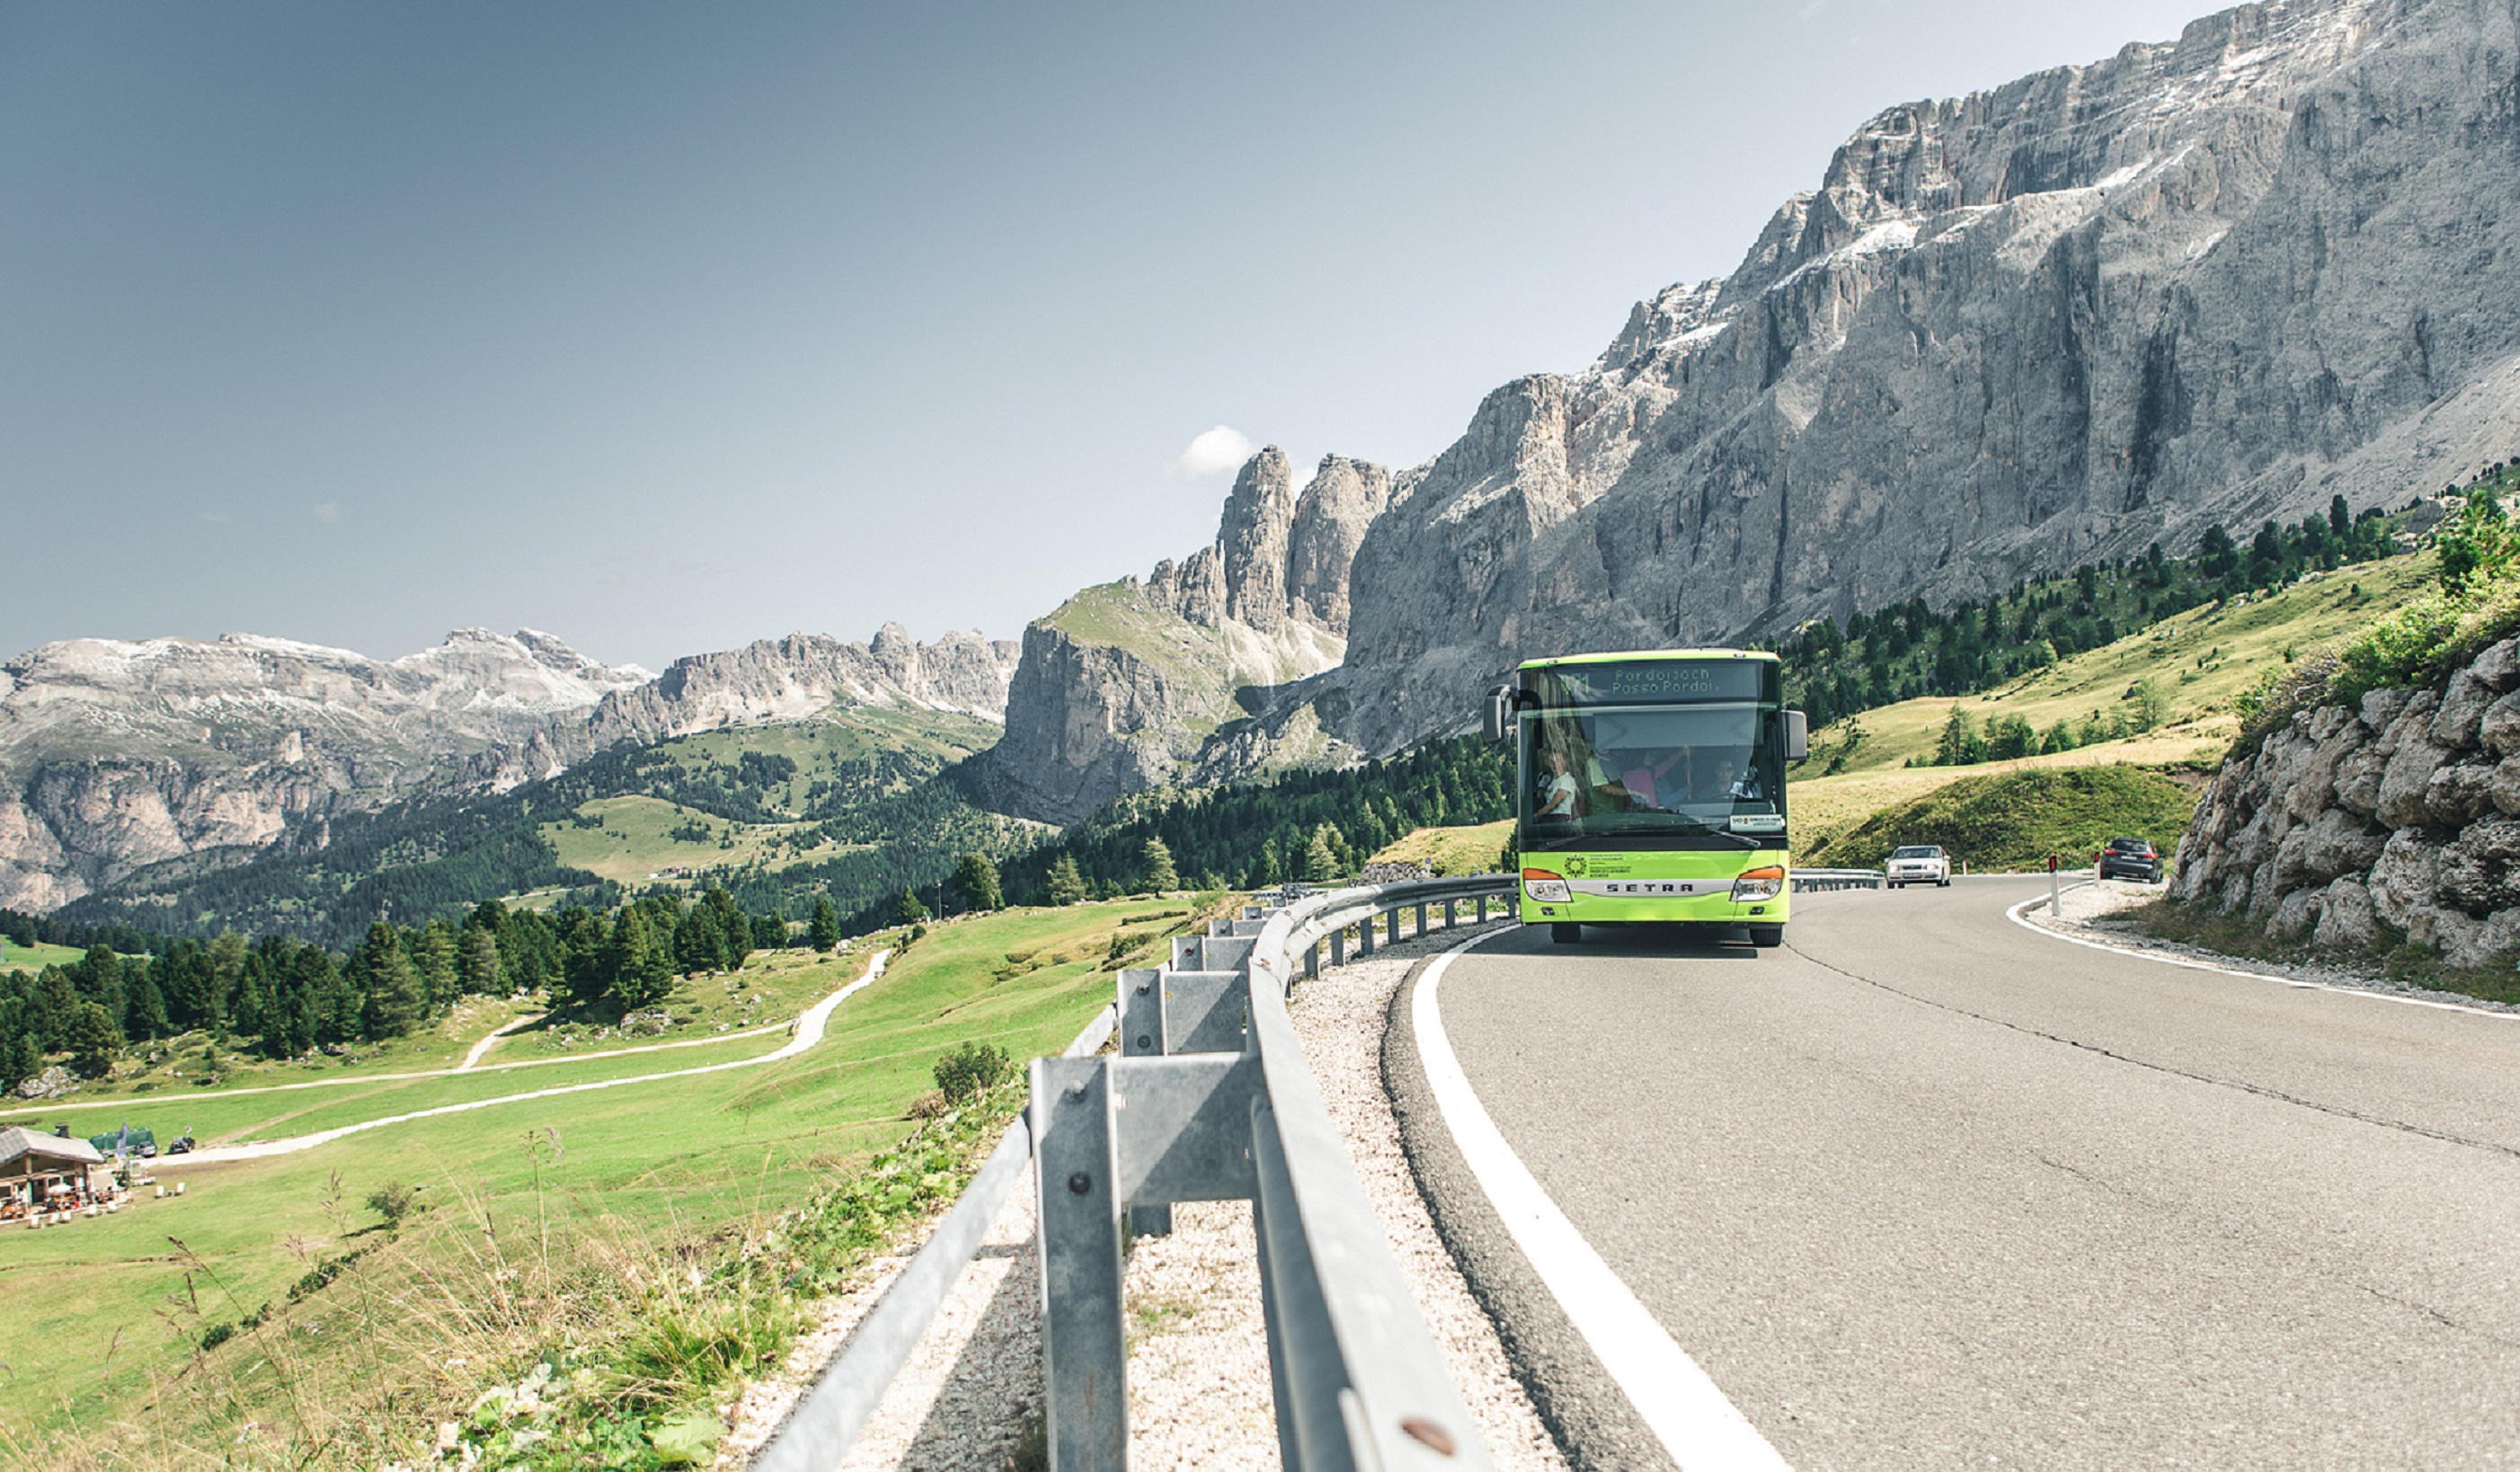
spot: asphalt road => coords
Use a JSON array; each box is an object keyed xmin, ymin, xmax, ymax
[{"xmin": 1420, "ymin": 878, "xmax": 2520, "ymax": 1469}]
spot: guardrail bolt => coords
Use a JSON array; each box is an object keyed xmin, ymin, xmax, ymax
[
  {"xmin": 1067, "ymin": 1172, "xmax": 1092, "ymax": 1195},
  {"xmin": 1065, "ymin": 1083, "xmax": 1087, "ymax": 1102},
  {"xmin": 1135, "ymin": 1034, "xmax": 1152, "ymax": 1050},
  {"xmin": 1399, "ymin": 1416, "xmax": 1456, "ymax": 1456}
]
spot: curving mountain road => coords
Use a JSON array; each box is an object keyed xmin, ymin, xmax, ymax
[{"xmin": 1408, "ymin": 878, "xmax": 2520, "ymax": 1469}]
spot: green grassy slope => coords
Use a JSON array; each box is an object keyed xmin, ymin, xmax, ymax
[
  {"xmin": 1779, "ymin": 553, "xmax": 2439, "ymax": 857},
  {"xmin": 1800, "ymin": 767, "xmax": 2200, "ymax": 872},
  {"xmin": 1048, "ymin": 581, "xmax": 1234, "ymax": 690},
  {"xmin": 1807, "ymin": 551, "xmax": 2436, "ymax": 777},
  {"xmin": 0, "ymin": 897, "xmax": 1202, "ymax": 1462}
]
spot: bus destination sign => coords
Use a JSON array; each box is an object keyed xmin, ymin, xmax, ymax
[{"xmin": 1537, "ymin": 659, "xmax": 1765, "ymax": 706}]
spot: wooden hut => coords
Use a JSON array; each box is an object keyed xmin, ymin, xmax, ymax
[{"xmin": 0, "ymin": 1126, "xmax": 106, "ymax": 1218}]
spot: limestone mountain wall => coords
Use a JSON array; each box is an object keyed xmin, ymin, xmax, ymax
[
  {"xmin": 2172, "ymin": 635, "xmax": 2520, "ymax": 967},
  {"xmin": 978, "ymin": 448, "xmax": 1388, "ymax": 823}
]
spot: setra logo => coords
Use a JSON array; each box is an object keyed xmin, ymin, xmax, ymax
[{"xmin": 1562, "ymin": 856, "xmax": 1589, "ymax": 877}]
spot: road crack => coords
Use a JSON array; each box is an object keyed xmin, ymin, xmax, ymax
[{"xmin": 1785, "ymin": 940, "xmax": 2520, "ymax": 1166}]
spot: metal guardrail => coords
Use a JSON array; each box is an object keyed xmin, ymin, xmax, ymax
[
  {"xmin": 759, "ymin": 873, "xmax": 1519, "ymax": 1472},
  {"xmin": 1790, "ymin": 867, "xmax": 1884, "ymax": 891}
]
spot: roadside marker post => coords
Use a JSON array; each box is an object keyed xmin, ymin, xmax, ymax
[{"xmin": 2048, "ymin": 855, "xmax": 2060, "ymax": 916}]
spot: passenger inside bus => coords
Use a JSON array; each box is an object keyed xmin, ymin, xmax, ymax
[
  {"xmin": 1536, "ymin": 746, "xmax": 1581, "ymax": 818},
  {"xmin": 1614, "ymin": 749, "xmax": 1690, "ymax": 810}
]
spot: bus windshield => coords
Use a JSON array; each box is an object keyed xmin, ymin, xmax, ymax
[{"xmin": 1517, "ymin": 661, "xmax": 1787, "ymax": 852}]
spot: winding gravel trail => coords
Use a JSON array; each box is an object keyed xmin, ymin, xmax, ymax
[
  {"xmin": 36, "ymin": 991, "xmax": 832, "ymax": 1116},
  {"xmin": 457, "ymin": 1010, "xmax": 546, "ymax": 1069},
  {"xmin": 157, "ymin": 951, "xmax": 890, "ymax": 1166}
]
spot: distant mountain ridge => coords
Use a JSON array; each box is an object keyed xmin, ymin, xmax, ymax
[{"xmin": 0, "ymin": 623, "xmax": 1016, "ymax": 912}]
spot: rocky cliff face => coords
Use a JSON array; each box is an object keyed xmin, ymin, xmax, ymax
[
  {"xmin": 0, "ymin": 624, "xmax": 1019, "ymax": 913},
  {"xmin": 980, "ymin": 447, "xmax": 1389, "ymax": 822},
  {"xmin": 575, "ymin": 625, "xmax": 1016, "ymax": 753},
  {"xmin": 2172, "ymin": 635, "xmax": 2520, "ymax": 969},
  {"xmin": 0, "ymin": 629, "xmax": 652, "ymax": 911},
  {"xmin": 1269, "ymin": 0, "xmax": 2520, "ymax": 757}
]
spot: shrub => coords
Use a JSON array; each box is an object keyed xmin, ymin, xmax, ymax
[
  {"xmin": 932, "ymin": 1042, "xmax": 1015, "ymax": 1103},
  {"xmin": 365, "ymin": 1181, "xmax": 423, "ymax": 1228},
  {"xmin": 2232, "ymin": 650, "xmax": 2341, "ymax": 758}
]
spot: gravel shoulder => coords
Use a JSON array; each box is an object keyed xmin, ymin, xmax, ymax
[
  {"xmin": 741, "ymin": 917, "xmax": 1567, "ymax": 1469},
  {"xmin": 2028, "ymin": 876, "xmax": 2520, "ymax": 1015}
]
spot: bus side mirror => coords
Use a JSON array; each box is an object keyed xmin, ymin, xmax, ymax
[
  {"xmin": 1784, "ymin": 710, "xmax": 1808, "ymax": 762},
  {"xmin": 1482, "ymin": 685, "xmax": 1517, "ymax": 743}
]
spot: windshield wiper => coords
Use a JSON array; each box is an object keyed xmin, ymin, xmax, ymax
[{"xmin": 1665, "ymin": 818, "xmax": 1761, "ymax": 849}]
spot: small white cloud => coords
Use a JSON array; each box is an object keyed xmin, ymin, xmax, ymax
[
  {"xmin": 1168, "ymin": 425, "xmax": 1255, "ymax": 479},
  {"xmin": 311, "ymin": 502, "xmax": 340, "ymax": 523}
]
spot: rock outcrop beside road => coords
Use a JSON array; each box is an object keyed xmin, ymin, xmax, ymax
[{"xmin": 2173, "ymin": 635, "xmax": 2520, "ymax": 967}]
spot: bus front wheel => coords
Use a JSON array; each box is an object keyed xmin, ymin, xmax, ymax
[
  {"xmin": 1550, "ymin": 922, "xmax": 1581, "ymax": 944},
  {"xmin": 1750, "ymin": 926, "xmax": 1784, "ymax": 949}
]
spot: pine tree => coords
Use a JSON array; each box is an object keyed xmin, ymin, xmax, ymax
[
  {"xmin": 809, "ymin": 896, "xmax": 840, "ymax": 953},
  {"xmin": 75, "ymin": 945, "xmax": 123, "ymax": 1020},
  {"xmin": 703, "ymin": 889, "xmax": 752, "ymax": 971},
  {"xmin": 67, "ymin": 1001, "xmax": 120, "ymax": 1078},
  {"xmin": 1934, "ymin": 705, "xmax": 1978, "ymax": 767},
  {"xmin": 894, "ymin": 888, "xmax": 929, "ymax": 925},
  {"xmin": 558, "ymin": 909, "xmax": 609, "ymax": 1010},
  {"xmin": 459, "ymin": 926, "xmax": 502, "ymax": 997},
  {"xmin": 675, "ymin": 904, "xmax": 725, "ymax": 977},
  {"xmin": 1045, "ymin": 855, "xmax": 1087, "ymax": 907},
  {"xmin": 951, "ymin": 853, "xmax": 1004, "ymax": 912},
  {"xmin": 1304, "ymin": 825, "xmax": 1343, "ymax": 883},
  {"xmin": 610, "ymin": 907, "xmax": 675, "ymax": 1011},
  {"xmin": 361, "ymin": 923, "xmax": 427, "ymax": 1039},
  {"xmin": 1140, "ymin": 838, "xmax": 1178, "ymax": 893},
  {"xmin": 414, "ymin": 924, "xmax": 459, "ymax": 1009},
  {"xmin": 229, "ymin": 962, "xmax": 274, "ymax": 1047}
]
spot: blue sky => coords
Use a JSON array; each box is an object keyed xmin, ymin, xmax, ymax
[{"xmin": 1, "ymin": 0, "xmax": 2213, "ymax": 671}]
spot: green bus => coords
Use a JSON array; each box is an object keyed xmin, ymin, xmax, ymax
[{"xmin": 1484, "ymin": 649, "xmax": 1806, "ymax": 946}]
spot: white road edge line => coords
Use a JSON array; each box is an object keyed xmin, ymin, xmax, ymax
[
  {"xmin": 2004, "ymin": 892, "xmax": 2520, "ymax": 1022},
  {"xmin": 159, "ymin": 949, "xmax": 892, "ymax": 1165},
  {"xmin": 1412, "ymin": 931, "xmax": 1791, "ymax": 1472}
]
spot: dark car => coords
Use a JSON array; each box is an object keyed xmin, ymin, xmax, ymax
[{"xmin": 2096, "ymin": 836, "xmax": 2161, "ymax": 882}]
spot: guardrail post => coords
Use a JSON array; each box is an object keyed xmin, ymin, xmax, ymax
[
  {"xmin": 1476, "ymin": 894, "xmax": 1489, "ymax": 923},
  {"xmin": 1413, "ymin": 902, "xmax": 1426, "ymax": 939},
  {"xmin": 1358, "ymin": 914, "xmax": 1375, "ymax": 957},
  {"xmin": 1032, "ymin": 1057, "xmax": 1126, "ymax": 1469},
  {"xmin": 1304, "ymin": 941, "xmax": 1318, "ymax": 980},
  {"xmin": 1329, "ymin": 928, "xmax": 1344, "ymax": 967},
  {"xmin": 1116, "ymin": 969, "xmax": 1173, "ymax": 1238}
]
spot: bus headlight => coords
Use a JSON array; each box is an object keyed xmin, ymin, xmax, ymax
[
  {"xmin": 1522, "ymin": 868, "xmax": 1571, "ymax": 903},
  {"xmin": 1730, "ymin": 865, "xmax": 1786, "ymax": 902}
]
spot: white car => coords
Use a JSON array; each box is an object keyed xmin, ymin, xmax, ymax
[{"xmin": 1886, "ymin": 845, "xmax": 1951, "ymax": 888}]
